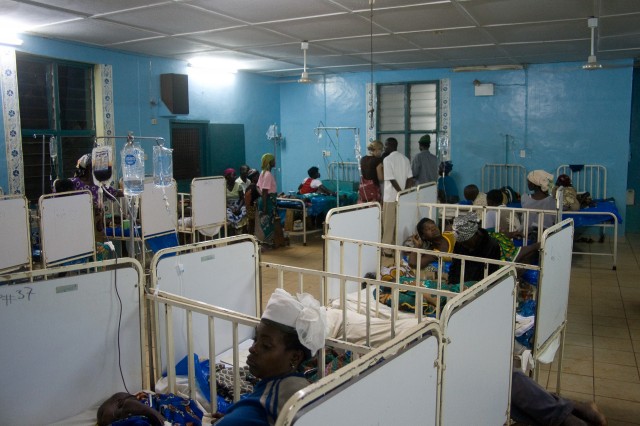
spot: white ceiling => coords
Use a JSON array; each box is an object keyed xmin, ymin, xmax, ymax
[{"xmin": 2, "ymin": 0, "xmax": 640, "ymax": 77}]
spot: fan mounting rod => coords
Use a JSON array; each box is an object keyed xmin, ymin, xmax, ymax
[
  {"xmin": 299, "ymin": 41, "xmax": 311, "ymax": 83},
  {"xmin": 583, "ymin": 17, "xmax": 602, "ymax": 70}
]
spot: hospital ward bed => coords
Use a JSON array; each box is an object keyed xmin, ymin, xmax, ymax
[
  {"xmin": 324, "ymin": 201, "xmax": 574, "ymax": 393},
  {"xmin": 276, "ymin": 161, "xmax": 360, "ymax": 245},
  {"xmin": 178, "ymin": 176, "xmax": 227, "ymax": 243},
  {"xmin": 556, "ymin": 164, "xmax": 620, "ymax": 270}
]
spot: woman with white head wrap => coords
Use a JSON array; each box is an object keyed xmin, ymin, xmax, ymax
[
  {"xmin": 521, "ymin": 169, "xmax": 557, "ymax": 232},
  {"xmin": 215, "ymin": 289, "xmax": 326, "ymax": 426}
]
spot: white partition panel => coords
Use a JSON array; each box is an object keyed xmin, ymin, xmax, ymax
[
  {"xmin": 39, "ymin": 191, "xmax": 95, "ymax": 266},
  {"xmin": 440, "ymin": 268, "xmax": 516, "ymax": 426},
  {"xmin": 281, "ymin": 322, "xmax": 439, "ymax": 426},
  {"xmin": 0, "ymin": 195, "xmax": 30, "ymax": 271},
  {"xmin": 536, "ymin": 220, "xmax": 574, "ymax": 350},
  {"xmin": 396, "ymin": 183, "xmax": 438, "ymax": 246},
  {"xmin": 0, "ymin": 264, "xmax": 143, "ymax": 425},
  {"xmin": 153, "ymin": 237, "xmax": 259, "ymax": 364},
  {"xmin": 325, "ymin": 203, "xmax": 381, "ymax": 300},
  {"xmin": 294, "ymin": 335, "xmax": 438, "ymax": 425},
  {"xmin": 141, "ymin": 178, "xmax": 177, "ymax": 237},
  {"xmin": 192, "ymin": 176, "xmax": 226, "ymax": 229}
]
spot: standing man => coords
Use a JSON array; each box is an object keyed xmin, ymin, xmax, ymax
[
  {"xmin": 411, "ymin": 134, "xmax": 439, "ymax": 185},
  {"xmin": 381, "ymin": 137, "xmax": 413, "ymax": 254}
]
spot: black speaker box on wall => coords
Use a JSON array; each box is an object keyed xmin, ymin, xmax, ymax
[{"xmin": 161, "ymin": 73, "xmax": 189, "ymax": 115}]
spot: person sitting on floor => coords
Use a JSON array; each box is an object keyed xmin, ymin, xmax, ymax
[
  {"xmin": 213, "ymin": 288, "xmax": 327, "ymax": 425},
  {"xmin": 298, "ymin": 166, "xmax": 334, "ymax": 196},
  {"xmin": 511, "ymin": 370, "xmax": 606, "ymax": 426}
]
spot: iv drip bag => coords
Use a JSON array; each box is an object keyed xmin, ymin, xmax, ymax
[
  {"xmin": 49, "ymin": 136, "xmax": 57, "ymax": 160},
  {"xmin": 153, "ymin": 145, "xmax": 173, "ymax": 187},
  {"xmin": 92, "ymin": 145, "xmax": 113, "ymax": 186}
]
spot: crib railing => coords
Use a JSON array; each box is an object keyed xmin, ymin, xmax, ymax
[{"xmin": 147, "ymin": 288, "xmax": 371, "ymax": 416}]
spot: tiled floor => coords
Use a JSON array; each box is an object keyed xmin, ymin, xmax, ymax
[{"xmin": 261, "ymin": 232, "xmax": 640, "ymax": 424}]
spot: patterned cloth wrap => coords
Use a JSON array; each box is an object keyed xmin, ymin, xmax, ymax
[
  {"xmin": 110, "ymin": 393, "xmax": 203, "ymax": 426},
  {"xmin": 489, "ymin": 231, "xmax": 521, "ymax": 261},
  {"xmin": 215, "ymin": 362, "xmax": 257, "ymax": 405},
  {"xmin": 377, "ymin": 262, "xmax": 478, "ymax": 316},
  {"xmin": 301, "ymin": 348, "xmax": 353, "ymax": 382}
]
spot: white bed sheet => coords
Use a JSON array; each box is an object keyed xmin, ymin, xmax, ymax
[{"xmin": 330, "ymin": 287, "xmax": 423, "ymax": 321}]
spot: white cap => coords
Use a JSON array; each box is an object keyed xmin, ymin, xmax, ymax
[{"xmin": 262, "ymin": 288, "xmax": 327, "ymax": 356}]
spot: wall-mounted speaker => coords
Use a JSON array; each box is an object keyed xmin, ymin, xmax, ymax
[{"xmin": 160, "ymin": 73, "xmax": 189, "ymax": 115}]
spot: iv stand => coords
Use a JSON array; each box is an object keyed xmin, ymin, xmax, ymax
[
  {"xmin": 97, "ymin": 134, "xmax": 165, "ymax": 260},
  {"xmin": 312, "ymin": 126, "xmax": 360, "ymax": 206}
]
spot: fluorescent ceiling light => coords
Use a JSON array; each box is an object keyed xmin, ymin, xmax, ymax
[
  {"xmin": 453, "ymin": 64, "xmax": 524, "ymax": 72},
  {"xmin": 188, "ymin": 57, "xmax": 238, "ymax": 73}
]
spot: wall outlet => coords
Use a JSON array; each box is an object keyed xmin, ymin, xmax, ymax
[
  {"xmin": 520, "ymin": 149, "xmax": 526, "ymax": 158},
  {"xmin": 322, "ymin": 150, "xmax": 331, "ymax": 157},
  {"xmin": 151, "ymin": 118, "xmax": 157, "ymax": 125}
]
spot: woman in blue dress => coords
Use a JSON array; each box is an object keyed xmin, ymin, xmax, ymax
[{"xmin": 214, "ymin": 289, "xmax": 327, "ymax": 426}]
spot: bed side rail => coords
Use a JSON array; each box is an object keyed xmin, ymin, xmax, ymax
[{"xmin": 146, "ymin": 289, "xmax": 370, "ymax": 417}]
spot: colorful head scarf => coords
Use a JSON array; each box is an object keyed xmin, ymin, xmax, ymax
[
  {"xmin": 527, "ymin": 170, "xmax": 553, "ymax": 192},
  {"xmin": 452, "ymin": 212, "xmax": 479, "ymax": 242},
  {"xmin": 261, "ymin": 153, "xmax": 275, "ymax": 171},
  {"xmin": 223, "ymin": 168, "xmax": 236, "ymax": 177}
]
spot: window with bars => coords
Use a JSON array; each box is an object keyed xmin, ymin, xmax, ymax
[
  {"xmin": 377, "ymin": 81, "xmax": 439, "ymax": 159},
  {"xmin": 17, "ymin": 53, "xmax": 95, "ymax": 203}
]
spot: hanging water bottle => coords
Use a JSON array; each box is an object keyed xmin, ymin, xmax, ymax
[
  {"xmin": 121, "ymin": 136, "xmax": 145, "ymax": 196},
  {"xmin": 153, "ymin": 144, "xmax": 173, "ymax": 187},
  {"xmin": 437, "ymin": 133, "xmax": 449, "ymax": 160},
  {"xmin": 49, "ymin": 136, "xmax": 57, "ymax": 160}
]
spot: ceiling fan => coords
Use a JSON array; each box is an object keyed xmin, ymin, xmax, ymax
[
  {"xmin": 582, "ymin": 17, "xmax": 603, "ymax": 70},
  {"xmin": 275, "ymin": 41, "xmax": 323, "ymax": 84}
]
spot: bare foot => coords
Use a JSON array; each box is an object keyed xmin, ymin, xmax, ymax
[{"xmin": 572, "ymin": 400, "xmax": 607, "ymax": 426}]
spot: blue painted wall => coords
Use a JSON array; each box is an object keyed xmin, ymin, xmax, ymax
[
  {"xmin": 0, "ymin": 35, "xmax": 633, "ymax": 232},
  {"xmin": 0, "ymin": 34, "xmax": 278, "ymax": 187},
  {"xmin": 279, "ymin": 62, "xmax": 633, "ymax": 232}
]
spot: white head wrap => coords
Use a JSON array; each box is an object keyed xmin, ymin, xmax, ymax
[
  {"xmin": 261, "ymin": 288, "xmax": 327, "ymax": 356},
  {"xmin": 527, "ymin": 170, "xmax": 553, "ymax": 192}
]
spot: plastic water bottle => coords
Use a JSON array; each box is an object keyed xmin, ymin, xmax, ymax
[
  {"xmin": 153, "ymin": 145, "xmax": 173, "ymax": 187},
  {"xmin": 121, "ymin": 141, "xmax": 144, "ymax": 196}
]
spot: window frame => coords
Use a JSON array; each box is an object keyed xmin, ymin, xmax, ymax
[{"xmin": 376, "ymin": 80, "xmax": 440, "ymax": 158}]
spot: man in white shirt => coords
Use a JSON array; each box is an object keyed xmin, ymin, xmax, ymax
[{"xmin": 381, "ymin": 137, "xmax": 413, "ymax": 254}]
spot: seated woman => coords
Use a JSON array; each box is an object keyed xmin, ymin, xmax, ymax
[
  {"xmin": 448, "ymin": 212, "xmax": 502, "ymax": 284},
  {"xmin": 298, "ymin": 166, "xmax": 334, "ymax": 196},
  {"xmin": 214, "ymin": 288, "xmax": 326, "ymax": 425},
  {"xmin": 520, "ymin": 169, "xmax": 557, "ymax": 232},
  {"xmin": 436, "ymin": 161, "xmax": 459, "ymax": 203},
  {"xmin": 552, "ymin": 174, "xmax": 580, "ymax": 211},
  {"xmin": 224, "ymin": 168, "xmax": 248, "ymax": 234},
  {"xmin": 404, "ymin": 218, "xmax": 455, "ymax": 269}
]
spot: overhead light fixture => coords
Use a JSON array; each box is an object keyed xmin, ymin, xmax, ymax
[
  {"xmin": 453, "ymin": 64, "xmax": 524, "ymax": 72},
  {"xmin": 187, "ymin": 57, "xmax": 238, "ymax": 74},
  {"xmin": 0, "ymin": 29, "xmax": 23, "ymax": 46}
]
